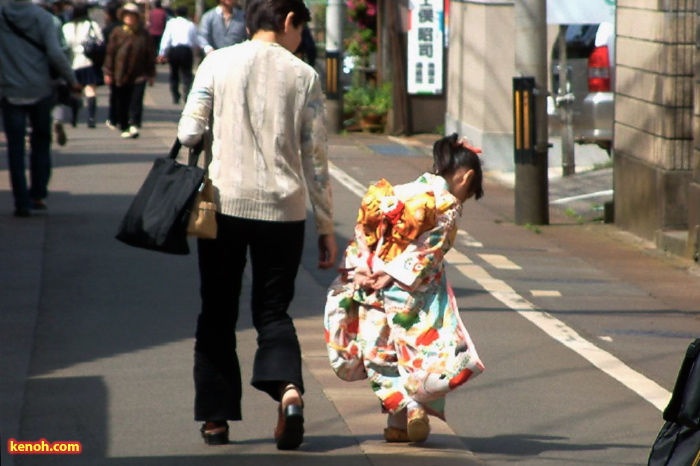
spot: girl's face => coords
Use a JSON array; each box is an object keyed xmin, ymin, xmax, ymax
[{"xmin": 446, "ymin": 168, "xmax": 476, "ymax": 204}]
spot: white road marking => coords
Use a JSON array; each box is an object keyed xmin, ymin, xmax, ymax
[
  {"xmin": 456, "ymin": 230, "xmax": 483, "ymax": 248},
  {"xmin": 531, "ymin": 290, "xmax": 562, "ymax": 297},
  {"xmin": 329, "ymin": 162, "xmax": 368, "ymax": 198},
  {"xmin": 479, "ymin": 254, "xmax": 522, "ymax": 270},
  {"xmin": 469, "ymin": 271, "xmax": 671, "ymax": 411},
  {"xmin": 446, "ymin": 249, "xmax": 473, "ymax": 265},
  {"xmin": 329, "ymin": 163, "xmax": 672, "ymax": 412},
  {"xmin": 551, "ymin": 189, "xmax": 614, "ymax": 205},
  {"xmin": 600, "ymin": 336, "xmax": 614, "ymax": 342}
]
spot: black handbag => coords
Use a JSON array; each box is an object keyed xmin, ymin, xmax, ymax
[
  {"xmin": 115, "ymin": 139, "xmax": 205, "ymax": 255},
  {"xmin": 82, "ymin": 21, "xmax": 106, "ymax": 68},
  {"xmin": 647, "ymin": 338, "xmax": 700, "ymax": 466},
  {"xmin": 663, "ymin": 338, "xmax": 700, "ymax": 429}
]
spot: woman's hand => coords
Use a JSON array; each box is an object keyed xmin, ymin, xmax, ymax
[
  {"xmin": 317, "ymin": 234, "xmax": 337, "ymax": 270},
  {"xmin": 104, "ymin": 75, "xmax": 112, "ymax": 86},
  {"xmin": 352, "ymin": 267, "xmax": 373, "ymax": 290},
  {"xmin": 368, "ymin": 271, "xmax": 394, "ymax": 290}
]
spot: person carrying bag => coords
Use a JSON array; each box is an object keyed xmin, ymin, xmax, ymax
[{"xmin": 115, "ymin": 138, "xmax": 212, "ymax": 255}]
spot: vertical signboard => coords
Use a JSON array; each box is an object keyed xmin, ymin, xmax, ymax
[{"xmin": 407, "ymin": 0, "xmax": 444, "ymax": 95}]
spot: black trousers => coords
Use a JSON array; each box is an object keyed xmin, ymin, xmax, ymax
[
  {"xmin": 107, "ymin": 84, "xmax": 117, "ymax": 125},
  {"xmin": 167, "ymin": 45, "xmax": 194, "ymax": 103},
  {"xmin": 113, "ymin": 81, "xmax": 146, "ymax": 131},
  {"xmin": 194, "ymin": 214, "xmax": 306, "ymax": 422}
]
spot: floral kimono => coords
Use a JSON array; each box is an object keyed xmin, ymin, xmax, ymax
[{"xmin": 324, "ymin": 173, "xmax": 484, "ymax": 420}]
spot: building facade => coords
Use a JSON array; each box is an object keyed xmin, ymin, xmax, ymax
[
  {"xmin": 614, "ymin": 0, "xmax": 699, "ymax": 259},
  {"xmin": 445, "ymin": 0, "xmax": 699, "ymax": 260}
]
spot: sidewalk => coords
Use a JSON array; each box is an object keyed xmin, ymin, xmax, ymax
[
  {"xmin": 2, "ymin": 69, "xmax": 697, "ymax": 466},
  {"xmin": 0, "ymin": 71, "xmax": 484, "ymax": 466}
]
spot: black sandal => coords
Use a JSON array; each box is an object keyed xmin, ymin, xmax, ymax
[
  {"xmin": 275, "ymin": 385, "xmax": 304, "ymax": 450},
  {"xmin": 200, "ymin": 421, "xmax": 229, "ymax": 445}
]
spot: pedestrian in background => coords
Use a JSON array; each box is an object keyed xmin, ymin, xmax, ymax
[
  {"xmin": 324, "ymin": 133, "xmax": 485, "ymax": 444},
  {"xmin": 51, "ymin": 0, "xmax": 71, "ymax": 23},
  {"xmin": 63, "ymin": 2, "xmax": 104, "ymax": 128},
  {"xmin": 102, "ymin": 0, "xmax": 122, "ymax": 130},
  {"xmin": 0, "ymin": 0, "xmax": 81, "ymax": 217},
  {"xmin": 157, "ymin": 5, "xmax": 198, "ymax": 105},
  {"xmin": 178, "ymin": 0, "xmax": 336, "ymax": 450},
  {"xmin": 103, "ymin": 2, "xmax": 156, "ymax": 139},
  {"xmin": 147, "ymin": 0, "xmax": 167, "ymax": 51},
  {"xmin": 197, "ymin": 0, "xmax": 246, "ymax": 55},
  {"xmin": 37, "ymin": 0, "xmax": 72, "ymax": 146}
]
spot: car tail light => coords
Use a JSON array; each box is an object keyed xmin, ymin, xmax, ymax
[{"xmin": 588, "ymin": 45, "xmax": 610, "ymax": 92}]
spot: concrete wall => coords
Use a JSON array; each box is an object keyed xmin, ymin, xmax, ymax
[
  {"xmin": 614, "ymin": 0, "xmax": 695, "ymax": 242},
  {"xmin": 445, "ymin": 0, "xmax": 516, "ymax": 172}
]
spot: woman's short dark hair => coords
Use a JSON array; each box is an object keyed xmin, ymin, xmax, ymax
[
  {"xmin": 432, "ymin": 133, "xmax": 484, "ymax": 200},
  {"xmin": 245, "ymin": 0, "xmax": 311, "ymax": 36}
]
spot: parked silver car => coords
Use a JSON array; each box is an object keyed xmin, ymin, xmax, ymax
[{"xmin": 548, "ymin": 23, "xmax": 615, "ymax": 154}]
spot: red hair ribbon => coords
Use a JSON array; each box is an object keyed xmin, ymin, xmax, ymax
[{"xmin": 457, "ymin": 138, "xmax": 482, "ymax": 154}]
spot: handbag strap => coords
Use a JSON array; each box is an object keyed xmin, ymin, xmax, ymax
[
  {"xmin": 170, "ymin": 138, "xmax": 203, "ymax": 167},
  {"xmin": 2, "ymin": 9, "xmax": 46, "ymax": 53},
  {"xmin": 86, "ymin": 19, "xmax": 98, "ymax": 41}
]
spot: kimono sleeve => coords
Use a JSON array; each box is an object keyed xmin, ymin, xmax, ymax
[{"xmin": 382, "ymin": 199, "xmax": 460, "ymax": 290}]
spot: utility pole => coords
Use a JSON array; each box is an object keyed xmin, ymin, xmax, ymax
[
  {"xmin": 195, "ymin": 0, "xmax": 205, "ymax": 23},
  {"xmin": 557, "ymin": 25, "xmax": 576, "ymax": 176},
  {"xmin": 514, "ymin": 0, "xmax": 549, "ymax": 225},
  {"xmin": 325, "ymin": 0, "xmax": 344, "ymax": 133}
]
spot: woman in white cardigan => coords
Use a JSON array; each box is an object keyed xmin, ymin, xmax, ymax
[
  {"xmin": 62, "ymin": 2, "xmax": 103, "ymax": 128},
  {"xmin": 178, "ymin": 0, "xmax": 336, "ymax": 451}
]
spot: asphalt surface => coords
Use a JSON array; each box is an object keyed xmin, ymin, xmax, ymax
[{"xmin": 1, "ymin": 68, "xmax": 699, "ymax": 466}]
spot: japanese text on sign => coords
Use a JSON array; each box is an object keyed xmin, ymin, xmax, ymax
[{"xmin": 407, "ymin": 0, "xmax": 444, "ymax": 95}]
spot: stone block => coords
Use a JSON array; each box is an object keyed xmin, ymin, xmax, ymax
[
  {"xmin": 617, "ymin": 37, "xmax": 695, "ymax": 76},
  {"xmin": 614, "ymin": 151, "xmax": 692, "ymax": 240},
  {"xmin": 688, "ymin": 182, "xmax": 700, "ymax": 259},
  {"xmin": 618, "ymin": 0, "xmax": 694, "ymax": 11},
  {"xmin": 616, "ymin": 67, "xmax": 693, "ymax": 107},
  {"xmin": 615, "ymin": 94, "xmax": 692, "ymax": 139},
  {"xmin": 613, "ymin": 152, "xmax": 661, "ymax": 239},
  {"xmin": 617, "ymin": 8, "xmax": 695, "ymax": 44},
  {"xmin": 615, "ymin": 123, "xmax": 692, "ymax": 170}
]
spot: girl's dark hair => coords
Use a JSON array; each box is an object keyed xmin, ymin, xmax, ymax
[
  {"xmin": 105, "ymin": 1, "xmax": 120, "ymax": 22},
  {"xmin": 72, "ymin": 3, "xmax": 89, "ymax": 21},
  {"xmin": 245, "ymin": 0, "xmax": 311, "ymax": 36},
  {"xmin": 432, "ymin": 133, "xmax": 484, "ymax": 200}
]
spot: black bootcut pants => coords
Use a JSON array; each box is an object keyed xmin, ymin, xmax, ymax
[
  {"xmin": 167, "ymin": 45, "xmax": 194, "ymax": 103},
  {"xmin": 194, "ymin": 214, "xmax": 306, "ymax": 422}
]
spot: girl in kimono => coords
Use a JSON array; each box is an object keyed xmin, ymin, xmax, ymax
[{"xmin": 324, "ymin": 133, "xmax": 486, "ymax": 443}]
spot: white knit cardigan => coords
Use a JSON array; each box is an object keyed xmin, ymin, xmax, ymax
[{"xmin": 178, "ymin": 40, "xmax": 333, "ymax": 235}]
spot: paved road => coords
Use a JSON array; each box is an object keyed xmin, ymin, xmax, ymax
[{"xmin": 1, "ymin": 68, "xmax": 699, "ymax": 466}]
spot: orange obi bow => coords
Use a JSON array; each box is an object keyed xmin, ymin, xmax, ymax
[{"xmin": 357, "ymin": 179, "xmax": 437, "ymax": 263}]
